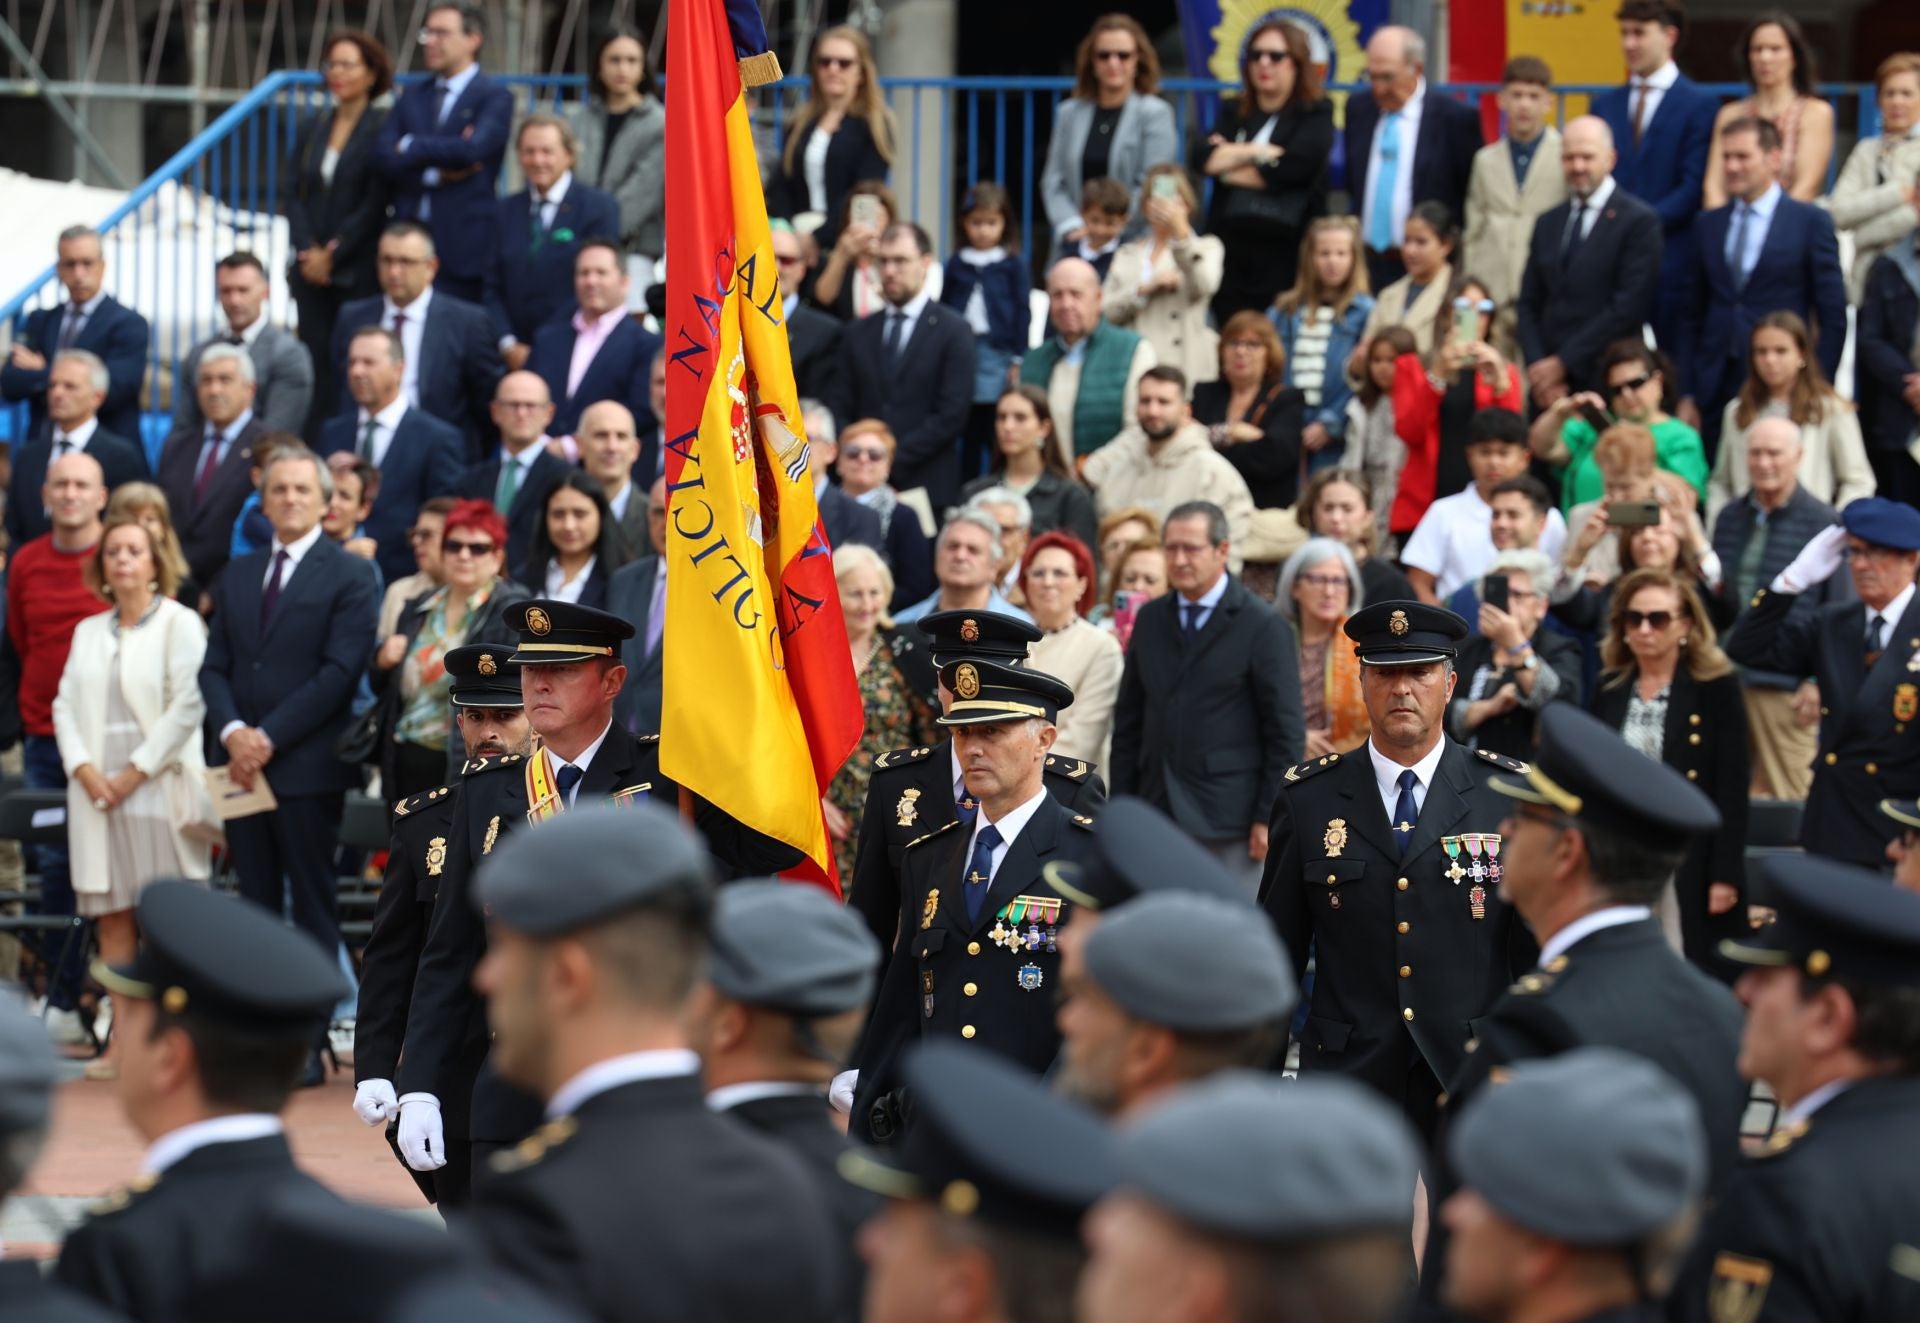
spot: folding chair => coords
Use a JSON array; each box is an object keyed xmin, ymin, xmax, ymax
[{"xmin": 0, "ymin": 789, "xmax": 101, "ymax": 1051}]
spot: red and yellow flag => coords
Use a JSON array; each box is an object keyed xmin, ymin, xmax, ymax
[{"xmin": 661, "ymin": 0, "xmax": 863, "ymax": 894}]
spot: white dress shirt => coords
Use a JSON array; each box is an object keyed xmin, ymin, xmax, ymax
[
  {"xmin": 354, "ymin": 395, "xmax": 409, "ymax": 469},
  {"xmin": 217, "ymin": 523, "xmax": 324, "ymax": 744},
  {"xmin": 546, "ymin": 1048, "xmax": 702, "ymax": 1120},
  {"xmin": 1364, "ymin": 80, "xmax": 1427, "ymax": 249},
  {"xmin": 706, "ymin": 1081, "xmax": 825, "ymax": 1112},
  {"xmin": 545, "ymin": 555, "xmax": 598, "ymax": 603},
  {"xmin": 1400, "ymin": 486, "xmax": 1570, "ymax": 599},
  {"xmin": 1564, "ymin": 176, "xmax": 1618, "ymax": 247},
  {"xmin": 1781, "ymin": 1078, "xmax": 1854, "ymax": 1129},
  {"xmin": 547, "ymin": 719, "xmax": 613, "ymax": 807},
  {"xmin": 878, "ymin": 286, "xmax": 933, "ymax": 355},
  {"xmin": 1536, "ymin": 905, "xmax": 1653, "ymax": 968},
  {"xmin": 965, "ymin": 785, "xmax": 1049, "ymax": 885},
  {"xmin": 49, "ymin": 415, "xmax": 100, "ymax": 455},
  {"xmin": 1173, "ymin": 569, "xmax": 1230, "ymax": 634},
  {"xmin": 496, "ymin": 436, "xmax": 550, "ymax": 495},
  {"xmin": 382, "ymin": 287, "xmax": 434, "ymax": 408},
  {"xmin": 1629, "ymin": 61, "xmax": 1680, "ymax": 138},
  {"xmin": 1367, "ymin": 736, "xmax": 1447, "ymax": 828},
  {"xmin": 533, "ymin": 171, "xmax": 573, "ymax": 231},
  {"xmin": 1866, "ymin": 583, "xmax": 1915, "ymax": 651},
  {"xmin": 142, "ymin": 1114, "xmax": 284, "ymax": 1177}
]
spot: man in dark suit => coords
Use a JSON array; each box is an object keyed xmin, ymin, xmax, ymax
[
  {"xmin": 317, "ymin": 326, "xmax": 465, "ymax": 583},
  {"xmin": 1111, "ymin": 500, "xmax": 1302, "ymax": 892},
  {"xmin": 1516, "ymin": 117, "xmax": 1662, "ymax": 403},
  {"xmin": 525, "ymin": 240, "xmax": 660, "ymax": 444},
  {"xmin": 773, "ymin": 224, "xmax": 843, "ymax": 409},
  {"xmin": 1, "ymin": 225, "xmax": 150, "ymax": 446},
  {"xmin": 1592, "ymin": 0, "xmax": 1719, "ymax": 355},
  {"xmin": 607, "ymin": 478, "xmax": 667, "ymax": 736},
  {"xmin": 695, "ymin": 882, "xmax": 884, "ymax": 1323},
  {"xmin": 173, "ymin": 252, "xmax": 314, "ymax": 435},
  {"xmin": 1345, "ymin": 26, "xmax": 1485, "ymax": 289},
  {"xmin": 199, "ymin": 447, "xmax": 379, "ymax": 1061},
  {"xmin": 333, "ymin": 221, "xmax": 503, "ymax": 459},
  {"xmin": 1415, "ymin": 706, "xmax": 1745, "ymax": 1313},
  {"xmin": 1258, "ymin": 602, "xmax": 1533, "ymax": 1142},
  {"xmin": 371, "ymin": 2, "xmax": 513, "ymax": 304},
  {"xmin": 1856, "ymin": 224, "xmax": 1920, "ymax": 504},
  {"xmin": 576, "ymin": 401, "xmax": 651, "ymax": 561},
  {"xmin": 3, "ymin": 349, "xmax": 147, "ymax": 548},
  {"xmin": 1725, "ymin": 498, "xmax": 1920, "ymax": 868},
  {"xmin": 1677, "ymin": 116, "xmax": 1848, "ymax": 457},
  {"xmin": 155, "ymin": 343, "xmax": 272, "ymax": 587},
  {"xmin": 459, "ymin": 809, "xmax": 838, "ymax": 1322},
  {"xmin": 824, "ymin": 223, "xmax": 975, "ymax": 511},
  {"xmin": 455, "ymin": 371, "xmax": 572, "ymax": 571},
  {"xmin": 54, "ymin": 884, "xmax": 348, "ymax": 1322},
  {"xmin": 484, "ymin": 114, "xmax": 621, "ymax": 369}
]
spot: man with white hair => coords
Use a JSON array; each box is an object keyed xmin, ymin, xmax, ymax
[
  {"xmin": 1020, "ymin": 256, "xmax": 1154, "ymax": 463},
  {"xmin": 156, "ymin": 341, "xmax": 272, "ymax": 586},
  {"xmin": 1516, "ymin": 115, "xmax": 1663, "ymax": 403},
  {"xmin": 892, "ymin": 508, "xmax": 1032, "ymax": 624},
  {"xmin": 966, "ymin": 485, "xmax": 1032, "ymax": 601},
  {"xmin": 1343, "ymin": 26, "xmax": 1486, "ymax": 288},
  {"xmin": 3, "ymin": 349, "xmax": 147, "ymax": 548}
]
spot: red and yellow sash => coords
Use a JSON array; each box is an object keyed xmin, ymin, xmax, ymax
[{"xmin": 525, "ymin": 749, "xmax": 564, "ymax": 825}]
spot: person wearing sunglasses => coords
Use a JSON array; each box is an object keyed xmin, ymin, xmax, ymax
[
  {"xmin": 1040, "ymin": 14, "xmax": 1179, "ymax": 257},
  {"xmin": 767, "ymin": 25, "xmax": 894, "ymax": 253},
  {"xmin": 1529, "ymin": 336, "xmax": 1707, "ymax": 516}
]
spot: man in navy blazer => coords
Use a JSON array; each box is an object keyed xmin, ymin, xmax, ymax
[
  {"xmin": 333, "ymin": 222, "xmax": 503, "ymax": 461},
  {"xmin": 199, "ymin": 447, "xmax": 378, "ymax": 1038},
  {"xmin": 484, "ymin": 115, "xmax": 621, "ymax": 367},
  {"xmin": 1516, "ymin": 118, "xmax": 1663, "ymax": 401},
  {"xmin": 1677, "ymin": 117, "xmax": 1847, "ymax": 456},
  {"xmin": 4, "ymin": 350, "xmax": 148, "ymax": 548},
  {"xmin": 1593, "ymin": 0, "xmax": 1718, "ymax": 354},
  {"xmin": 155, "ymin": 344, "xmax": 272, "ymax": 589},
  {"xmin": 1344, "ymin": 27, "xmax": 1484, "ymax": 289},
  {"xmin": 456, "ymin": 371, "xmax": 573, "ymax": 571},
  {"xmin": 371, "ymin": 2, "xmax": 513, "ymax": 304},
  {"xmin": 824, "ymin": 224, "xmax": 975, "ymax": 511},
  {"xmin": 526, "ymin": 241, "xmax": 661, "ymax": 442},
  {"xmin": 318, "ymin": 327, "xmax": 465, "ymax": 582},
  {"xmin": 1, "ymin": 226, "xmax": 150, "ymax": 448}
]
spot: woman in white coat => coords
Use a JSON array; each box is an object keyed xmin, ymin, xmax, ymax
[
  {"xmin": 53, "ymin": 516, "xmax": 212, "ymax": 970},
  {"xmin": 1102, "ymin": 163, "xmax": 1225, "ymax": 386}
]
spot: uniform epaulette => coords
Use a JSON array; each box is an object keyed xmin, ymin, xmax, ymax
[
  {"xmin": 467, "ymin": 753, "xmax": 526, "ymax": 776},
  {"xmin": 1045, "ymin": 755, "xmax": 1092, "ymax": 780},
  {"xmin": 1282, "ymin": 752, "xmax": 1344, "ymax": 785},
  {"xmin": 1068, "ymin": 812, "xmax": 1096, "ymax": 829},
  {"xmin": 635, "ymin": 733, "xmax": 661, "ymax": 745},
  {"xmin": 1511, "ymin": 970, "xmax": 1556, "ymax": 996},
  {"xmin": 1757, "ymin": 1118, "xmax": 1809, "ymax": 1159},
  {"xmin": 904, "ymin": 819, "xmax": 963, "ymax": 850},
  {"xmin": 488, "ymin": 1116, "xmax": 579, "ymax": 1174},
  {"xmin": 88, "ymin": 1170, "xmax": 160, "ymax": 1216},
  {"xmin": 394, "ymin": 784, "xmax": 454, "ymax": 819},
  {"xmin": 1476, "ymin": 749, "xmax": 1529, "ymax": 774},
  {"xmin": 875, "ymin": 745, "xmax": 936, "ymax": 772}
]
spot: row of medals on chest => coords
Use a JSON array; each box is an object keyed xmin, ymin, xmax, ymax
[{"xmin": 1323, "ymin": 820, "xmax": 1497, "ymax": 921}]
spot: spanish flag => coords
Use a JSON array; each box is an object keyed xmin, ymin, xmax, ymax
[{"xmin": 661, "ymin": 0, "xmax": 862, "ymax": 894}]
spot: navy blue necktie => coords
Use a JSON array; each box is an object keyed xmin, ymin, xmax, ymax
[
  {"xmin": 955, "ymin": 782, "xmax": 978, "ymax": 825},
  {"xmin": 1392, "ymin": 769, "xmax": 1419, "ymax": 857},
  {"xmin": 555, "ymin": 763, "xmax": 584, "ymax": 806},
  {"xmin": 1182, "ymin": 602, "xmax": 1202, "ymax": 640},
  {"xmin": 259, "ymin": 550, "xmax": 288, "ymax": 627},
  {"xmin": 965, "ymin": 823, "xmax": 1002, "ymax": 923}
]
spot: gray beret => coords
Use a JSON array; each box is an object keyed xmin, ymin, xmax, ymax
[
  {"xmin": 1448, "ymin": 1048, "xmax": 1707, "ymax": 1244},
  {"xmin": 0, "ymin": 995, "xmax": 57, "ymax": 1134},
  {"xmin": 1123, "ymin": 1072, "xmax": 1420, "ymax": 1240},
  {"xmin": 1084, "ymin": 892, "xmax": 1296, "ymax": 1031},
  {"xmin": 708, "ymin": 881, "xmax": 882, "ymax": 1015},
  {"xmin": 475, "ymin": 803, "xmax": 715, "ymax": 935}
]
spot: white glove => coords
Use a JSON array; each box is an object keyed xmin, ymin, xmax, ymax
[
  {"xmin": 352, "ymin": 1079, "xmax": 398, "ymax": 1127},
  {"xmin": 1772, "ymin": 524, "xmax": 1848, "ymax": 595},
  {"xmin": 395, "ymin": 1094, "xmax": 447, "ymax": 1171},
  {"xmin": 828, "ymin": 1069, "xmax": 858, "ymax": 1116}
]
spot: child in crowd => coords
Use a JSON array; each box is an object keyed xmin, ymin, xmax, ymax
[
  {"xmin": 228, "ymin": 432, "xmax": 301, "ymax": 560},
  {"xmin": 1074, "ymin": 176, "xmax": 1130, "ymax": 281},
  {"xmin": 1272, "ymin": 216, "xmax": 1374, "ymax": 478},
  {"xmin": 1341, "ymin": 326, "xmax": 1416, "ymax": 548},
  {"xmin": 1462, "ymin": 56, "xmax": 1565, "ymax": 359},
  {"xmin": 943, "ymin": 182, "xmax": 1031, "ymax": 482},
  {"xmin": 1359, "ymin": 200, "xmax": 1457, "ymax": 356}
]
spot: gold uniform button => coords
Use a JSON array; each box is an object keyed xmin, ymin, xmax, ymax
[
  {"xmin": 1688, "ymin": 733, "xmax": 1702, "ymax": 745},
  {"xmin": 1821, "ymin": 706, "xmax": 1830, "ymax": 716},
  {"xmin": 1686, "ymin": 769, "xmax": 1699, "ymax": 781},
  {"xmin": 1399, "ymin": 965, "xmax": 1412, "ymax": 978},
  {"xmin": 1826, "ymin": 753, "xmax": 1838, "ymax": 766},
  {"xmin": 1397, "ymin": 921, "xmax": 1410, "ymax": 934},
  {"xmin": 1396, "ymin": 878, "xmax": 1410, "ymax": 891},
  {"xmin": 961, "ymin": 1025, "xmax": 977, "ymax": 1039},
  {"xmin": 1327, "ymin": 874, "xmax": 1336, "ymax": 884},
  {"xmin": 1402, "ymin": 1008, "xmax": 1415, "ymax": 1021},
  {"xmin": 1689, "ymin": 713, "xmax": 1701, "ymax": 726},
  {"xmin": 1867, "ymin": 762, "xmax": 1880, "ymax": 775},
  {"xmin": 963, "ymin": 982, "xmax": 978, "ymax": 997},
  {"xmin": 967, "ymin": 942, "xmax": 981, "ymax": 955}
]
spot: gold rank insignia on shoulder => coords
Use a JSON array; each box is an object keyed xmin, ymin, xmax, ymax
[
  {"xmin": 1323, "ymin": 819, "xmax": 1347, "ymax": 857},
  {"xmin": 922, "ymin": 889, "xmax": 940, "ymax": 930},
  {"xmin": 426, "ymin": 837, "xmax": 447, "ymax": 877},
  {"xmin": 482, "ymin": 815, "xmax": 501, "ymax": 855},
  {"xmin": 489, "ymin": 1116, "xmax": 578, "ymax": 1173},
  {"xmin": 1708, "ymin": 1252, "xmax": 1773, "ymax": 1323},
  {"xmin": 897, "ymin": 787, "xmax": 922, "ymax": 827},
  {"xmin": 1071, "ymin": 814, "xmax": 1094, "ymax": 827}
]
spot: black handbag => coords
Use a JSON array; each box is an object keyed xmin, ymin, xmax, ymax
[{"xmin": 333, "ymin": 700, "xmax": 385, "ymax": 766}]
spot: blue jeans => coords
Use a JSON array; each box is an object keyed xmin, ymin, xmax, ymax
[{"xmin": 23, "ymin": 734, "xmax": 85, "ymax": 1008}]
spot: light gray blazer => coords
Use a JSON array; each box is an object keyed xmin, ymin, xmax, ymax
[
  {"xmin": 1039, "ymin": 92, "xmax": 1179, "ymax": 242},
  {"xmin": 172, "ymin": 324, "xmax": 314, "ymax": 435},
  {"xmin": 570, "ymin": 97, "xmax": 667, "ymax": 259}
]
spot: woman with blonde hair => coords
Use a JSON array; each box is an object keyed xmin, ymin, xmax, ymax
[
  {"xmin": 1272, "ymin": 216, "xmax": 1373, "ymax": 477},
  {"xmin": 770, "ymin": 25, "xmax": 895, "ymax": 251},
  {"xmin": 105, "ymin": 481, "xmax": 196, "ymax": 608},
  {"xmin": 1103, "ymin": 163, "xmax": 1223, "ymax": 384},
  {"xmin": 1829, "ymin": 52, "xmax": 1920, "ymax": 300},
  {"xmin": 1040, "ymin": 14, "xmax": 1178, "ymax": 250},
  {"xmin": 833, "ymin": 417, "xmax": 935, "ymax": 607},
  {"xmin": 824, "ymin": 542, "xmax": 938, "ymax": 880}
]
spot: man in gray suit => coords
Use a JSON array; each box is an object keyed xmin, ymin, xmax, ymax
[
  {"xmin": 577, "ymin": 400, "xmax": 648, "ymax": 560},
  {"xmin": 607, "ymin": 475, "xmax": 667, "ymax": 734},
  {"xmin": 173, "ymin": 252, "xmax": 314, "ymax": 436}
]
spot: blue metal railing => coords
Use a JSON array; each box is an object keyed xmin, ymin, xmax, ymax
[{"xmin": 1, "ymin": 72, "xmax": 1878, "ymax": 448}]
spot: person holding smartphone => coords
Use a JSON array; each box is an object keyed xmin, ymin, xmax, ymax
[
  {"xmin": 1528, "ymin": 337, "xmax": 1707, "ymax": 516},
  {"xmin": 1448, "ymin": 549, "xmax": 1582, "ymax": 762},
  {"xmin": 1102, "ymin": 164, "xmax": 1224, "ymax": 386}
]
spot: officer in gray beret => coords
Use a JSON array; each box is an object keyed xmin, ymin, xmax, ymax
[
  {"xmin": 1056, "ymin": 891, "xmax": 1295, "ymax": 1116},
  {"xmin": 690, "ymin": 881, "xmax": 883, "ymax": 1321},
  {"xmin": 458, "ymin": 806, "xmax": 842, "ymax": 1323},
  {"xmin": 1440, "ymin": 1049, "xmax": 1708, "ymax": 1323}
]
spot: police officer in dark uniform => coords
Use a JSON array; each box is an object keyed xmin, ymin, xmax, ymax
[
  {"xmin": 393, "ymin": 600, "xmax": 800, "ymax": 1189},
  {"xmin": 56, "ymin": 883, "xmax": 349, "ymax": 1322},
  {"xmin": 849, "ymin": 610, "xmax": 1106, "ymax": 951},
  {"xmin": 1670, "ymin": 855, "xmax": 1920, "ymax": 1323},
  {"xmin": 1259, "ymin": 601, "xmax": 1534, "ymax": 1140},
  {"xmin": 1725, "ymin": 497, "xmax": 1920, "ymax": 867},
  {"xmin": 848, "ymin": 658, "xmax": 1098, "ymax": 1143},
  {"xmin": 465, "ymin": 806, "xmax": 841, "ymax": 1323},
  {"xmin": 1440, "ymin": 1050, "xmax": 1710, "ymax": 1323},
  {"xmin": 353, "ymin": 642, "xmax": 532, "ymax": 1207},
  {"xmin": 694, "ymin": 881, "xmax": 884, "ymax": 1322}
]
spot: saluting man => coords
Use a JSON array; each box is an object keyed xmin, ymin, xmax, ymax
[
  {"xmin": 351, "ymin": 642, "xmax": 533, "ymax": 1208},
  {"xmin": 848, "ymin": 609, "xmax": 1105, "ymax": 952},
  {"xmin": 392, "ymin": 599, "xmax": 799, "ymax": 1190},
  {"xmin": 848, "ymin": 658, "xmax": 1098, "ymax": 1143},
  {"xmin": 1260, "ymin": 601, "xmax": 1534, "ymax": 1140}
]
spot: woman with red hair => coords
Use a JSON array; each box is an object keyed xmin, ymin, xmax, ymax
[
  {"xmin": 1021, "ymin": 531, "xmax": 1124, "ymax": 763},
  {"xmin": 370, "ymin": 499, "xmax": 531, "ymax": 802}
]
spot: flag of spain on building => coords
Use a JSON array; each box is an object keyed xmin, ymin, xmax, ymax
[{"xmin": 662, "ymin": 0, "xmax": 862, "ymax": 894}]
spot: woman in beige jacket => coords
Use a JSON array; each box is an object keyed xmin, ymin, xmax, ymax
[
  {"xmin": 1102, "ymin": 163, "xmax": 1225, "ymax": 386},
  {"xmin": 1826, "ymin": 54, "xmax": 1920, "ymax": 302}
]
